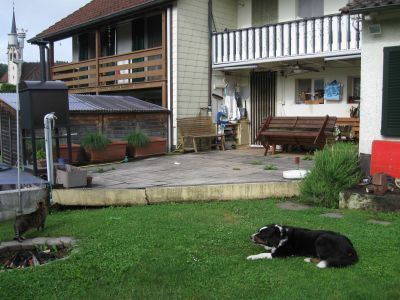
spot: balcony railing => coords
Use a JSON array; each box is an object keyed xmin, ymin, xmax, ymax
[
  {"xmin": 212, "ymin": 13, "xmax": 362, "ymax": 67},
  {"xmin": 52, "ymin": 47, "xmax": 165, "ymax": 93}
]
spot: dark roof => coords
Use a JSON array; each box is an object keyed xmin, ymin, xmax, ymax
[
  {"xmin": 30, "ymin": 0, "xmax": 170, "ymax": 42},
  {"xmin": 20, "ymin": 63, "xmax": 42, "ymax": 81},
  {"xmin": 11, "ymin": 9, "xmax": 17, "ymax": 34},
  {"xmin": 0, "ymin": 63, "xmax": 42, "ymax": 84},
  {"xmin": 0, "ymin": 93, "xmax": 167, "ymax": 113},
  {"xmin": 0, "ymin": 73, "xmax": 8, "ymax": 83},
  {"xmin": 342, "ymin": 0, "xmax": 400, "ymax": 12}
]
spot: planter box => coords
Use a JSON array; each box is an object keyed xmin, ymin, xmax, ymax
[
  {"xmin": 87, "ymin": 141, "xmax": 128, "ymax": 163},
  {"xmin": 59, "ymin": 144, "xmax": 81, "ymax": 164},
  {"xmin": 56, "ymin": 165, "xmax": 87, "ymax": 188},
  {"xmin": 128, "ymin": 137, "xmax": 167, "ymax": 158}
]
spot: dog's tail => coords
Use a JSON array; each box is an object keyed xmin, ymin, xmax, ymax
[{"xmin": 326, "ymin": 250, "xmax": 358, "ymax": 268}]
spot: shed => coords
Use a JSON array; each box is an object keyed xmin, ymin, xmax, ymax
[{"xmin": 0, "ymin": 93, "xmax": 169, "ymax": 166}]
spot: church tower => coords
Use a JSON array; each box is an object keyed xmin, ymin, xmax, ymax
[{"xmin": 7, "ymin": 7, "xmax": 25, "ymax": 85}]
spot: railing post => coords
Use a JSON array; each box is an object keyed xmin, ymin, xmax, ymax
[
  {"xmin": 95, "ymin": 29, "xmax": 101, "ymax": 95},
  {"xmin": 347, "ymin": 14, "xmax": 351, "ymax": 50}
]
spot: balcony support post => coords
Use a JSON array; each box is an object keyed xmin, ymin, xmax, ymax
[
  {"xmin": 49, "ymin": 42, "xmax": 54, "ymax": 80},
  {"xmin": 162, "ymin": 9, "xmax": 167, "ymax": 108},
  {"xmin": 95, "ymin": 29, "xmax": 101, "ymax": 95}
]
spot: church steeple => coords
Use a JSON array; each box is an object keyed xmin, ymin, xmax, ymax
[{"xmin": 11, "ymin": 7, "xmax": 17, "ymax": 34}]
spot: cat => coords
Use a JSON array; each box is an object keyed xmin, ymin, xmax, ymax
[{"xmin": 14, "ymin": 201, "xmax": 48, "ymax": 242}]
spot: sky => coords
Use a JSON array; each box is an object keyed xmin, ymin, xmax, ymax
[{"xmin": 0, "ymin": 0, "xmax": 91, "ymax": 64}]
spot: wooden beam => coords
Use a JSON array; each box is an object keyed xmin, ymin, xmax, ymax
[
  {"xmin": 49, "ymin": 42, "xmax": 54, "ymax": 80},
  {"xmin": 95, "ymin": 29, "xmax": 101, "ymax": 95}
]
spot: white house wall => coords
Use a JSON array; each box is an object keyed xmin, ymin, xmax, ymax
[
  {"xmin": 359, "ymin": 15, "xmax": 400, "ymax": 156},
  {"xmin": 236, "ymin": 0, "xmax": 349, "ymax": 28},
  {"xmin": 276, "ymin": 66, "xmax": 360, "ymax": 117}
]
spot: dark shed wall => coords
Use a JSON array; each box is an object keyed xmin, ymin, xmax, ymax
[
  {"xmin": 0, "ymin": 104, "xmax": 17, "ymax": 166},
  {"xmin": 64, "ymin": 112, "xmax": 168, "ymax": 144}
]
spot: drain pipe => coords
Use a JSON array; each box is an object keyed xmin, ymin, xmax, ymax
[
  {"xmin": 15, "ymin": 60, "xmax": 23, "ymax": 215},
  {"xmin": 44, "ymin": 113, "xmax": 57, "ymax": 186}
]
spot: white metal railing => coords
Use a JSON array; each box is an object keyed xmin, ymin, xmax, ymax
[{"xmin": 212, "ymin": 13, "xmax": 362, "ymax": 67}]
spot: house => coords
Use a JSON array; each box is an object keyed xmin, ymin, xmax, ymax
[
  {"xmin": 211, "ymin": 0, "xmax": 362, "ymax": 143},
  {"xmin": 29, "ymin": 0, "xmax": 363, "ymax": 149},
  {"xmin": 29, "ymin": 0, "xmax": 227, "ymax": 149},
  {"xmin": 341, "ymin": 0, "xmax": 400, "ymax": 174}
]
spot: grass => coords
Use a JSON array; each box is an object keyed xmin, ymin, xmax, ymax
[
  {"xmin": 1, "ymin": 200, "xmax": 399, "ymax": 299},
  {"xmin": 264, "ymin": 164, "xmax": 278, "ymax": 171},
  {"xmin": 250, "ymin": 160, "xmax": 262, "ymax": 165}
]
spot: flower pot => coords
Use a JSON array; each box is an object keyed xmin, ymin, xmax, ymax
[
  {"xmin": 87, "ymin": 140, "xmax": 128, "ymax": 163},
  {"xmin": 59, "ymin": 144, "xmax": 81, "ymax": 164},
  {"xmin": 128, "ymin": 137, "xmax": 167, "ymax": 158}
]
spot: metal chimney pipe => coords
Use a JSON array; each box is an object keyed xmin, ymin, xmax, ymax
[{"xmin": 39, "ymin": 44, "xmax": 47, "ymax": 82}]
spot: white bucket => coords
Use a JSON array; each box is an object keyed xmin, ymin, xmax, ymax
[{"xmin": 283, "ymin": 169, "xmax": 309, "ymax": 179}]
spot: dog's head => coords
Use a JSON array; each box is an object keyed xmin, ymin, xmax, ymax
[{"xmin": 250, "ymin": 224, "xmax": 286, "ymax": 250}]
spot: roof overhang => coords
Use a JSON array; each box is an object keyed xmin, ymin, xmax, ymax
[
  {"xmin": 29, "ymin": 0, "xmax": 172, "ymax": 44},
  {"xmin": 341, "ymin": 4, "xmax": 400, "ymax": 15}
]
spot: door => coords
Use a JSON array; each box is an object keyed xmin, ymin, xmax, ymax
[{"xmin": 250, "ymin": 71, "xmax": 276, "ymax": 144}]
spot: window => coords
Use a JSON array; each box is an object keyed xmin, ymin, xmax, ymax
[
  {"xmin": 297, "ymin": 0, "xmax": 324, "ymax": 19},
  {"xmin": 296, "ymin": 78, "xmax": 324, "ymax": 104},
  {"xmin": 347, "ymin": 77, "xmax": 360, "ymax": 103},
  {"xmin": 382, "ymin": 46, "xmax": 400, "ymax": 136}
]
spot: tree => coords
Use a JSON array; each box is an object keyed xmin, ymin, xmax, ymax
[{"xmin": 0, "ymin": 64, "xmax": 7, "ymax": 78}]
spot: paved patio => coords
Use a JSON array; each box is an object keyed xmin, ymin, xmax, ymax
[{"xmin": 86, "ymin": 148, "xmax": 313, "ymax": 189}]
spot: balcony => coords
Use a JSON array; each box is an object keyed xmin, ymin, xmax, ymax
[
  {"xmin": 212, "ymin": 13, "xmax": 362, "ymax": 68},
  {"xmin": 52, "ymin": 47, "xmax": 165, "ymax": 94}
]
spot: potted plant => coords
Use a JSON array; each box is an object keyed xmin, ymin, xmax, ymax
[
  {"xmin": 36, "ymin": 148, "xmax": 47, "ymax": 168},
  {"xmin": 126, "ymin": 130, "xmax": 167, "ymax": 158},
  {"xmin": 81, "ymin": 133, "xmax": 127, "ymax": 163},
  {"xmin": 58, "ymin": 143, "xmax": 81, "ymax": 164}
]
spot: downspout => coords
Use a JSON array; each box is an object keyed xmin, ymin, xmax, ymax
[
  {"xmin": 208, "ymin": 0, "xmax": 213, "ymax": 112},
  {"xmin": 167, "ymin": 6, "xmax": 173, "ymax": 151}
]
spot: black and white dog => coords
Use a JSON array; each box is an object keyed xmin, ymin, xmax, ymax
[{"xmin": 247, "ymin": 224, "xmax": 358, "ymax": 268}]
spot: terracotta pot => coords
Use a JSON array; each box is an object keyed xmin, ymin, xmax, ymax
[
  {"xmin": 87, "ymin": 141, "xmax": 128, "ymax": 163},
  {"xmin": 59, "ymin": 144, "xmax": 81, "ymax": 164},
  {"xmin": 128, "ymin": 137, "xmax": 167, "ymax": 158}
]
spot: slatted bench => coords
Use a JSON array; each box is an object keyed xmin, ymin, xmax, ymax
[
  {"xmin": 256, "ymin": 116, "xmax": 337, "ymax": 156},
  {"xmin": 177, "ymin": 116, "xmax": 225, "ymax": 152},
  {"xmin": 336, "ymin": 118, "xmax": 360, "ymax": 140}
]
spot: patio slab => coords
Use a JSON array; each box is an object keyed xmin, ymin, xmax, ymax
[{"xmin": 53, "ymin": 148, "xmax": 313, "ymax": 206}]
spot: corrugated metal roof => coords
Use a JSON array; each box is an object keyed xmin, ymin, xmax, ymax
[
  {"xmin": 0, "ymin": 93, "xmax": 167, "ymax": 113},
  {"xmin": 342, "ymin": 0, "xmax": 400, "ymax": 12}
]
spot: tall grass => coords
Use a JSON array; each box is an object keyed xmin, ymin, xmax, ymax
[{"xmin": 300, "ymin": 143, "xmax": 361, "ymax": 208}]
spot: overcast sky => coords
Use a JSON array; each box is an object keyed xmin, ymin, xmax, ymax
[{"xmin": 0, "ymin": 0, "xmax": 91, "ymax": 64}]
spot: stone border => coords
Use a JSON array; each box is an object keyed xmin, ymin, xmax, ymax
[
  {"xmin": 0, "ymin": 237, "xmax": 75, "ymax": 254},
  {"xmin": 53, "ymin": 181, "xmax": 301, "ymax": 206}
]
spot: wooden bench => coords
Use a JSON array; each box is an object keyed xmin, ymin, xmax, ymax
[
  {"xmin": 256, "ymin": 116, "xmax": 337, "ymax": 156},
  {"xmin": 177, "ymin": 116, "xmax": 225, "ymax": 152},
  {"xmin": 336, "ymin": 118, "xmax": 360, "ymax": 140}
]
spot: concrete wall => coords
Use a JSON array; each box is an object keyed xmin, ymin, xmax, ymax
[
  {"xmin": 276, "ymin": 65, "xmax": 360, "ymax": 117},
  {"xmin": 0, "ymin": 188, "xmax": 48, "ymax": 222},
  {"xmin": 359, "ymin": 13, "xmax": 400, "ymax": 156}
]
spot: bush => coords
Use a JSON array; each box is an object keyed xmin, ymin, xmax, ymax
[
  {"xmin": 0, "ymin": 83, "xmax": 16, "ymax": 93},
  {"xmin": 81, "ymin": 133, "xmax": 110, "ymax": 151},
  {"xmin": 125, "ymin": 131, "xmax": 150, "ymax": 148},
  {"xmin": 300, "ymin": 143, "xmax": 361, "ymax": 208}
]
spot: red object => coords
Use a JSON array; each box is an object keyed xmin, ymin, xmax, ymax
[
  {"xmin": 87, "ymin": 141, "xmax": 128, "ymax": 163},
  {"xmin": 370, "ymin": 141, "xmax": 400, "ymax": 178},
  {"xmin": 59, "ymin": 144, "xmax": 81, "ymax": 164},
  {"xmin": 128, "ymin": 137, "xmax": 167, "ymax": 158}
]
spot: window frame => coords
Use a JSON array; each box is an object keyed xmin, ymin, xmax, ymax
[{"xmin": 295, "ymin": 78, "xmax": 325, "ymax": 104}]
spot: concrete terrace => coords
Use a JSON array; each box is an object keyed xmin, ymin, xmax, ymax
[{"xmin": 53, "ymin": 148, "xmax": 313, "ymax": 206}]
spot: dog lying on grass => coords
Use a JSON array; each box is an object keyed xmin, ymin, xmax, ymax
[{"xmin": 247, "ymin": 224, "xmax": 358, "ymax": 268}]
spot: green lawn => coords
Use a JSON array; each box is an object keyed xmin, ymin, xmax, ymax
[{"xmin": 0, "ymin": 199, "xmax": 399, "ymax": 299}]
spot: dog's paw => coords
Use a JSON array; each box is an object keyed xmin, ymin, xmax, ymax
[
  {"xmin": 316, "ymin": 260, "xmax": 328, "ymax": 269},
  {"xmin": 247, "ymin": 253, "xmax": 272, "ymax": 260},
  {"xmin": 247, "ymin": 255, "xmax": 258, "ymax": 261}
]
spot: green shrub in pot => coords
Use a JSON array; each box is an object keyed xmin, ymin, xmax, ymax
[
  {"xmin": 81, "ymin": 133, "xmax": 111, "ymax": 151},
  {"xmin": 125, "ymin": 131, "xmax": 150, "ymax": 148}
]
